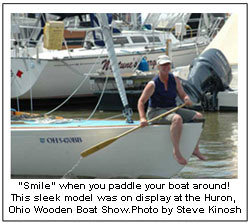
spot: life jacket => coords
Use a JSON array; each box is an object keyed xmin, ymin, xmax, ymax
[{"xmin": 148, "ymin": 73, "xmax": 177, "ymax": 108}]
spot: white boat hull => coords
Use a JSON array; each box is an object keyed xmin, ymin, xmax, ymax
[
  {"xmin": 217, "ymin": 90, "xmax": 238, "ymax": 110},
  {"xmin": 11, "ymin": 122, "xmax": 203, "ymax": 178},
  {"xmin": 12, "ymin": 43, "xmax": 207, "ymax": 99},
  {"xmin": 11, "ymin": 59, "xmax": 48, "ymax": 98}
]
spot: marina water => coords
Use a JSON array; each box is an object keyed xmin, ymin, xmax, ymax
[{"xmin": 175, "ymin": 111, "xmax": 237, "ymax": 179}]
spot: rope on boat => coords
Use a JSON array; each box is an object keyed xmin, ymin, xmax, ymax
[
  {"xmin": 62, "ymin": 157, "xmax": 83, "ymax": 179},
  {"xmin": 85, "ymin": 75, "xmax": 109, "ymax": 121},
  {"xmin": 44, "ymin": 74, "xmax": 89, "ymax": 116},
  {"xmin": 45, "ymin": 48, "xmax": 105, "ymax": 116},
  {"xmin": 62, "ymin": 37, "xmax": 74, "ymax": 58}
]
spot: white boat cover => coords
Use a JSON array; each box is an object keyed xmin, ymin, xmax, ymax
[
  {"xmin": 202, "ymin": 14, "xmax": 238, "ymax": 65},
  {"xmin": 143, "ymin": 13, "xmax": 191, "ymax": 29}
]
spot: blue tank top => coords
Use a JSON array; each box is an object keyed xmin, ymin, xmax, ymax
[{"xmin": 148, "ymin": 73, "xmax": 177, "ymax": 108}]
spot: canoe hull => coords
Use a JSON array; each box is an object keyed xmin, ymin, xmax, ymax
[{"xmin": 11, "ymin": 122, "xmax": 203, "ymax": 178}]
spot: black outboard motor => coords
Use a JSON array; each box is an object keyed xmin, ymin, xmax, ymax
[{"xmin": 180, "ymin": 48, "xmax": 232, "ymax": 111}]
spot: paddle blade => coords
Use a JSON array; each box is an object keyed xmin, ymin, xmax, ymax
[{"xmin": 81, "ymin": 137, "xmax": 118, "ymax": 158}]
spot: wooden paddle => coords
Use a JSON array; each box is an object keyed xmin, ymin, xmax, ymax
[{"xmin": 80, "ymin": 103, "xmax": 187, "ymax": 158}]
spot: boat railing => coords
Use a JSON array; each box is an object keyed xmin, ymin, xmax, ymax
[
  {"xmin": 170, "ymin": 15, "xmax": 225, "ymax": 44},
  {"xmin": 207, "ymin": 17, "xmax": 225, "ymax": 40}
]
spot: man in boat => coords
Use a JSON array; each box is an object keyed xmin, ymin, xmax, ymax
[{"xmin": 137, "ymin": 55, "xmax": 206, "ymax": 165}]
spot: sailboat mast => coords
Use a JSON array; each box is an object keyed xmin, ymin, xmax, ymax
[{"xmin": 96, "ymin": 13, "xmax": 133, "ymax": 123}]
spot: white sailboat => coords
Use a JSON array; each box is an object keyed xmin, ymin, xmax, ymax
[
  {"xmin": 11, "ymin": 13, "xmax": 223, "ymax": 100},
  {"xmin": 11, "ymin": 14, "xmax": 204, "ymax": 179}
]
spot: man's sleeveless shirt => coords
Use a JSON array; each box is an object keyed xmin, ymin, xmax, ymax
[{"xmin": 148, "ymin": 73, "xmax": 177, "ymax": 108}]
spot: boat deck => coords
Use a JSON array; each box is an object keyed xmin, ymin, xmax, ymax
[
  {"xmin": 11, "ymin": 119, "xmax": 140, "ymax": 129},
  {"xmin": 11, "ymin": 118, "xmax": 204, "ymax": 129}
]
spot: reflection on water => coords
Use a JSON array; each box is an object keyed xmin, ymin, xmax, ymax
[
  {"xmin": 175, "ymin": 111, "xmax": 238, "ymax": 179},
  {"xmin": 12, "ymin": 109, "xmax": 238, "ymax": 179}
]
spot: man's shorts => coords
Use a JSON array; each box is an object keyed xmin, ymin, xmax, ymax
[{"xmin": 146, "ymin": 106, "xmax": 197, "ymax": 124}]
